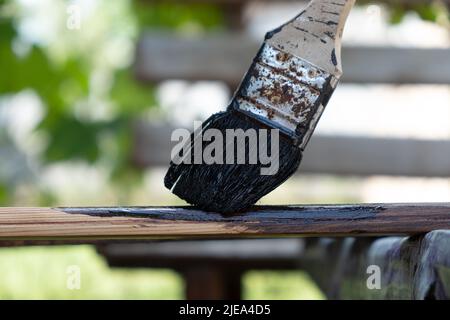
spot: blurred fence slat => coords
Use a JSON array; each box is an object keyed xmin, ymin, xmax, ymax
[
  {"xmin": 302, "ymin": 230, "xmax": 450, "ymax": 299},
  {"xmin": 98, "ymin": 239, "xmax": 303, "ymax": 268},
  {"xmin": 132, "ymin": 121, "xmax": 450, "ymax": 177},
  {"xmin": 135, "ymin": 33, "xmax": 450, "ymax": 85}
]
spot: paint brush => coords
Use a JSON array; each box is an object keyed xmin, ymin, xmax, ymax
[{"xmin": 165, "ymin": 0, "xmax": 355, "ymax": 213}]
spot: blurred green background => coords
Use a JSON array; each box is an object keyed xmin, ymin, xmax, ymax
[
  {"xmin": 0, "ymin": 0, "xmax": 448, "ymax": 299},
  {"xmin": 0, "ymin": 246, "xmax": 324, "ymax": 299}
]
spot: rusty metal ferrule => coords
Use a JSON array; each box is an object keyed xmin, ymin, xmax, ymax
[{"xmin": 229, "ymin": 43, "xmax": 339, "ymax": 150}]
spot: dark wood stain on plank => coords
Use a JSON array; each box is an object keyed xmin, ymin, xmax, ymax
[
  {"xmin": 59, "ymin": 204, "xmax": 450, "ymax": 236},
  {"xmin": 59, "ymin": 205, "xmax": 382, "ymax": 222}
]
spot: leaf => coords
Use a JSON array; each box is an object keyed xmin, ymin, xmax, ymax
[
  {"xmin": 133, "ymin": 2, "xmax": 223, "ymax": 30},
  {"xmin": 413, "ymin": 4, "xmax": 439, "ymax": 22},
  {"xmin": 110, "ymin": 69, "xmax": 156, "ymax": 115},
  {"xmin": 0, "ymin": 183, "xmax": 9, "ymax": 205},
  {"xmin": 42, "ymin": 115, "xmax": 102, "ymax": 163},
  {"xmin": 389, "ymin": 5, "xmax": 406, "ymax": 25}
]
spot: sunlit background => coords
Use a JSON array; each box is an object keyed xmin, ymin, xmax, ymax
[{"xmin": 0, "ymin": 0, "xmax": 449, "ymax": 299}]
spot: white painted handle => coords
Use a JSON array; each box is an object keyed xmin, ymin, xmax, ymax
[{"xmin": 266, "ymin": 0, "xmax": 355, "ymax": 77}]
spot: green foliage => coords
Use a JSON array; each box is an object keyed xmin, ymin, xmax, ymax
[
  {"xmin": 388, "ymin": 2, "xmax": 446, "ymax": 24},
  {"xmin": 389, "ymin": 4, "xmax": 406, "ymax": 25},
  {"xmin": 243, "ymin": 271, "xmax": 325, "ymax": 300},
  {"xmin": 414, "ymin": 4, "xmax": 440, "ymax": 22},
  {"xmin": 354, "ymin": 0, "xmax": 448, "ymax": 25},
  {"xmin": 110, "ymin": 69, "xmax": 157, "ymax": 115},
  {"xmin": 41, "ymin": 116, "xmax": 101, "ymax": 163},
  {"xmin": 133, "ymin": 2, "xmax": 223, "ymax": 30},
  {"xmin": 0, "ymin": 13, "xmax": 95, "ymax": 166},
  {"xmin": 0, "ymin": 0, "xmax": 224, "ymax": 205},
  {"xmin": 0, "ymin": 184, "xmax": 9, "ymax": 205}
]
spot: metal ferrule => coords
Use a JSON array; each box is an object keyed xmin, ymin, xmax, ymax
[{"xmin": 229, "ymin": 43, "xmax": 339, "ymax": 149}]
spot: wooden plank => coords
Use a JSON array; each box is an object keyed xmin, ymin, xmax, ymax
[
  {"xmin": 98, "ymin": 238, "xmax": 303, "ymax": 299},
  {"xmin": 132, "ymin": 121, "xmax": 450, "ymax": 177},
  {"xmin": 303, "ymin": 135, "xmax": 450, "ymax": 177},
  {"xmin": 0, "ymin": 204, "xmax": 449, "ymax": 240},
  {"xmin": 135, "ymin": 33, "xmax": 450, "ymax": 85},
  {"xmin": 302, "ymin": 230, "xmax": 450, "ymax": 299},
  {"xmin": 98, "ymin": 239, "xmax": 303, "ymax": 269}
]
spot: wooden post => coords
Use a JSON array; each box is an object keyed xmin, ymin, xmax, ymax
[{"xmin": 183, "ymin": 267, "xmax": 242, "ymax": 299}]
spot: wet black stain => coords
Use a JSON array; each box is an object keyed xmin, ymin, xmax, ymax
[
  {"xmin": 265, "ymin": 26, "xmax": 283, "ymax": 40},
  {"xmin": 321, "ymin": 10, "xmax": 340, "ymax": 16},
  {"xmin": 58, "ymin": 205, "xmax": 385, "ymax": 223},
  {"xmin": 324, "ymin": 31, "xmax": 335, "ymax": 40},
  {"xmin": 331, "ymin": 49, "xmax": 337, "ymax": 66}
]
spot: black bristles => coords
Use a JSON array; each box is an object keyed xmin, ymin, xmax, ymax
[{"xmin": 164, "ymin": 110, "xmax": 302, "ymax": 214}]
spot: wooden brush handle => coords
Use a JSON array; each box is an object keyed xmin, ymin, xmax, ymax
[
  {"xmin": 266, "ymin": 0, "xmax": 355, "ymax": 77},
  {"xmin": 231, "ymin": 0, "xmax": 355, "ymax": 145}
]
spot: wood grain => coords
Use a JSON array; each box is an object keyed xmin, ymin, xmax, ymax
[{"xmin": 0, "ymin": 204, "xmax": 449, "ymax": 241}]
